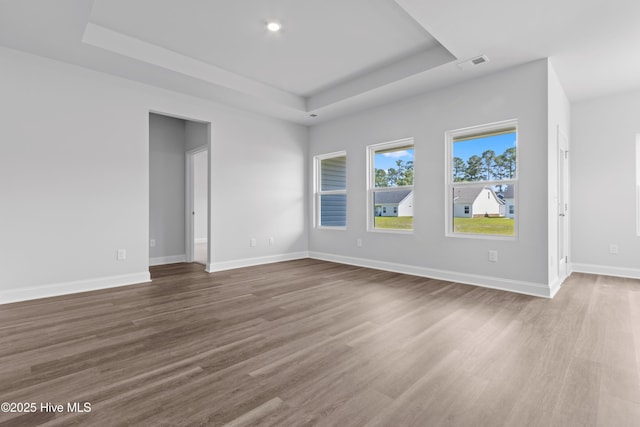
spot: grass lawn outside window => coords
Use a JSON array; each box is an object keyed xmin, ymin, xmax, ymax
[
  {"xmin": 374, "ymin": 216, "xmax": 413, "ymax": 230},
  {"xmin": 453, "ymin": 217, "xmax": 514, "ymax": 235}
]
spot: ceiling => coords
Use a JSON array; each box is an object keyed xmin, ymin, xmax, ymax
[{"xmin": 1, "ymin": 0, "xmax": 639, "ymax": 125}]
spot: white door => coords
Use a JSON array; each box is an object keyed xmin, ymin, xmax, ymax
[{"xmin": 558, "ymin": 128, "xmax": 569, "ymax": 279}]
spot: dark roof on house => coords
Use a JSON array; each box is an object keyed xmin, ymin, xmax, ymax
[
  {"xmin": 497, "ymin": 185, "xmax": 514, "ymax": 199},
  {"xmin": 374, "ymin": 189, "xmax": 412, "ymax": 204},
  {"xmin": 453, "ymin": 185, "xmax": 504, "ymax": 204}
]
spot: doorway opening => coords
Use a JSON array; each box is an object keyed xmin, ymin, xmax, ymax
[{"xmin": 149, "ymin": 112, "xmax": 210, "ymax": 270}]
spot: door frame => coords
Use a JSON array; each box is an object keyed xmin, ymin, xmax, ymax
[
  {"xmin": 557, "ymin": 126, "xmax": 569, "ymax": 280},
  {"xmin": 148, "ymin": 111, "xmax": 212, "ymax": 273}
]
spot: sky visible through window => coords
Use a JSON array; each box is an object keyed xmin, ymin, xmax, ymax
[
  {"xmin": 375, "ymin": 148, "xmax": 414, "ymax": 170},
  {"xmin": 453, "ymin": 133, "xmax": 516, "ymax": 162}
]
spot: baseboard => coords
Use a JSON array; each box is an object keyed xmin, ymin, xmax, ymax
[
  {"xmin": 150, "ymin": 254, "xmax": 186, "ymax": 266},
  {"xmin": 548, "ymin": 274, "xmax": 568, "ymax": 298},
  {"xmin": 0, "ymin": 272, "xmax": 151, "ymax": 305},
  {"xmin": 309, "ymin": 251, "xmax": 554, "ymax": 298},
  {"xmin": 208, "ymin": 251, "xmax": 309, "ymax": 273},
  {"xmin": 571, "ymin": 263, "xmax": 640, "ymax": 280}
]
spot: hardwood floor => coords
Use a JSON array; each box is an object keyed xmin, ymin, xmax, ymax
[{"xmin": 0, "ymin": 259, "xmax": 639, "ymax": 426}]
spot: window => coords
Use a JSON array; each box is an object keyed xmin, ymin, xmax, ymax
[
  {"xmin": 367, "ymin": 138, "xmax": 414, "ymax": 231},
  {"xmin": 446, "ymin": 120, "xmax": 517, "ymax": 238},
  {"xmin": 314, "ymin": 151, "xmax": 347, "ymax": 228}
]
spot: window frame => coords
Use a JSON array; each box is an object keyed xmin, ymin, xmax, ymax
[
  {"xmin": 314, "ymin": 151, "xmax": 347, "ymax": 230},
  {"xmin": 366, "ymin": 137, "xmax": 415, "ymax": 234},
  {"xmin": 445, "ymin": 119, "xmax": 519, "ymax": 240}
]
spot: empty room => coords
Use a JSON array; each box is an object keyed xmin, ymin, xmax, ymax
[{"xmin": 1, "ymin": 0, "xmax": 639, "ymax": 425}]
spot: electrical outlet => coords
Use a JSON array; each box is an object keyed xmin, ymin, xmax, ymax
[
  {"xmin": 249, "ymin": 238, "xmax": 257, "ymax": 247},
  {"xmin": 117, "ymin": 248, "xmax": 127, "ymax": 260},
  {"xmin": 488, "ymin": 250, "xmax": 498, "ymax": 262},
  {"xmin": 150, "ymin": 239, "xmax": 156, "ymax": 247},
  {"xmin": 609, "ymin": 244, "xmax": 619, "ymax": 254},
  {"xmin": 356, "ymin": 238, "xmax": 363, "ymax": 247}
]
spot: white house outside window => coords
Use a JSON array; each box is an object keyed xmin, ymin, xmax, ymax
[{"xmin": 315, "ymin": 151, "xmax": 347, "ymax": 228}]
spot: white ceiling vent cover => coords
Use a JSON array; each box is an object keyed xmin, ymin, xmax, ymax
[{"xmin": 457, "ymin": 55, "xmax": 490, "ymax": 70}]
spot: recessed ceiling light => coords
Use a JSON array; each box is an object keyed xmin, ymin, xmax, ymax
[{"xmin": 267, "ymin": 22, "xmax": 281, "ymax": 32}]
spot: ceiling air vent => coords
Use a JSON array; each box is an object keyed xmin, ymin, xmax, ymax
[{"xmin": 457, "ymin": 55, "xmax": 490, "ymax": 70}]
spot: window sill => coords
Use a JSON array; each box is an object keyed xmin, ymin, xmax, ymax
[
  {"xmin": 446, "ymin": 232, "xmax": 517, "ymax": 241},
  {"xmin": 367, "ymin": 228, "xmax": 414, "ymax": 235}
]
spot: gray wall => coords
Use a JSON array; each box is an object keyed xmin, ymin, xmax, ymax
[
  {"xmin": 0, "ymin": 46, "xmax": 308, "ymax": 303},
  {"xmin": 571, "ymin": 89, "xmax": 640, "ymax": 277},
  {"xmin": 309, "ymin": 60, "xmax": 550, "ymax": 291},
  {"xmin": 149, "ymin": 113, "xmax": 186, "ymax": 261}
]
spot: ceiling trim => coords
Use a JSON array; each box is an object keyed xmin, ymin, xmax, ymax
[
  {"xmin": 82, "ymin": 22, "xmax": 306, "ymax": 112},
  {"xmin": 82, "ymin": 12, "xmax": 455, "ymax": 119},
  {"xmin": 308, "ymin": 44, "xmax": 455, "ymax": 111}
]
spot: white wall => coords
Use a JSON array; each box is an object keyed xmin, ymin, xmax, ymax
[
  {"xmin": 571, "ymin": 88, "xmax": 640, "ymax": 278},
  {"xmin": 149, "ymin": 113, "xmax": 187, "ymax": 263},
  {"xmin": 309, "ymin": 60, "xmax": 552, "ymax": 296},
  {"xmin": 0, "ymin": 47, "xmax": 308, "ymax": 303}
]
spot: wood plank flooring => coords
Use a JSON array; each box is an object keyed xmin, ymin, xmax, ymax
[{"xmin": 0, "ymin": 259, "xmax": 639, "ymax": 426}]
